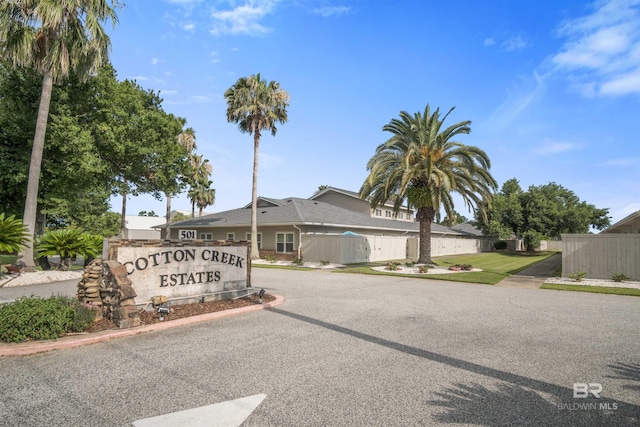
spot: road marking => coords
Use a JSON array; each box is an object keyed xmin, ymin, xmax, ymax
[{"xmin": 132, "ymin": 394, "xmax": 266, "ymax": 427}]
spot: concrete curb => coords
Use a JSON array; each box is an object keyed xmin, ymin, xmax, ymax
[{"xmin": 0, "ymin": 294, "xmax": 285, "ymax": 357}]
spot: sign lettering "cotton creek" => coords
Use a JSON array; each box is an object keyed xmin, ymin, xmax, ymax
[{"xmin": 122, "ymin": 248, "xmax": 245, "ymax": 287}]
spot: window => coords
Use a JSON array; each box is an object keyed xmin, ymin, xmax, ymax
[
  {"xmin": 375, "ymin": 209, "xmax": 382, "ymax": 216},
  {"xmin": 399, "ymin": 213, "xmax": 404, "ymax": 220},
  {"xmin": 246, "ymin": 232, "xmax": 262, "ymax": 249},
  {"xmin": 385, "ymin": 210, "xmax": 392, "ymax": 218},
  {"xmin": 226, "ymin": 232, "xmax": 235, "ymax": 241},
  {"xmin": 276, "ymin": 232, "xmax": 294, "ymax": 253},
  {"xmin": 199, "ymin": 233, "xmax": 212, "ymax": 240}
]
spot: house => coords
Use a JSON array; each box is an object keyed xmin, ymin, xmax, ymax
[
  {"xmin": 601, "ymin": 210, "xmax": 640, "ymax": 234},
  {"xmin": 162, "ymin": 187, "xmax": 490, "ymax": 263},
  {"xmin": 123, "ymin": 216, "xmax": 164, "ymax": 239}
]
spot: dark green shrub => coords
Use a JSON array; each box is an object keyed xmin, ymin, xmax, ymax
[
  {"xmin": 292, "ymin": 257, "xmax": 304, "ymax": 266},
  {"xmin": 494, "ymin": 240, "xmax": 507, "ymax": 250},
  {"xmin": 0, "ymin": 213, "xmax": 29, "ymax": 254},
  {"xmin": 522, "ymin": 230, "xmax": 542, "ymax": 252},
  {"xmin": 610, "ymin": 272, "xmax": 630, "ymax": 283},
  {"xmin": 0, "ymin": 296, "xmax": 97, "ymax": 343},
  {"xmin": 569, "ymin": 272, "xmax": 587, "ymax": 282}
]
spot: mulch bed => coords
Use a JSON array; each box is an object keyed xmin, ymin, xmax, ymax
[{"xmin": 83, "ymin": 294, "xmax": 275, "ymax": 333}]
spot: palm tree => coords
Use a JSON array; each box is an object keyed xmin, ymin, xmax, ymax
[
  {"xmin": 0, "ymin": 0, "xmax": 119, "ymax": 270},
  {"xmin": 190, "ymin": 181, "xmax": 215, "ymax": 217},
  {"xmin": 224, "ymin": 73, "xmax": 290, "ymax": 259},
  {"xmin": 360, "ymin": 105, "xmax": 497, "ymax": 265},
  {"xmin": 166, "ymin": 127, "xmax": 197, "ymax": 235},
  {"xmin": 187, "ymin": 154, "xmax": 213, "ymax": 218}
]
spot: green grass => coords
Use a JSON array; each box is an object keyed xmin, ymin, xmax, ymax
[
  {"xmin": 251, "ymin": 263, "xmax": 314, "ymax": 271},
  {"xmin": 336, "ymin": 251, "xmax": 558, "ymax": 285},
  {"xmin": 541, "ymin": 283, "xmax": 640, "ymax": 297}
]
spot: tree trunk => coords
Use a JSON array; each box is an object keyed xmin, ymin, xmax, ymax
[
  {"xmin": 416, "ymin": 206, "xmax": 436, "ymax": 264},
  {"xmin": 120, "ymin": 188, "xmax": 128, "ymax": 239},
  {"xmin": 199, "ymin": 206, "xmax": 203, "ymax": 217},
  {"xmin": 17, "ymin": 72, "xmax": 54, "ymax": 272},
  {"xmin": 191, "ymin": 200, "xmax": 195, "ymax": 218},
  {"xmin": 250, "ymin": 132, "xmax": 260, "ymax": 259},
  {"xmin": 165, "ymin": 193, "xmax": 171, "ymax": 239}
]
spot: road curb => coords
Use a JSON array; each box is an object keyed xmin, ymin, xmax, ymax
[{"xmin": 0, "ymin": 294, "xmax": 285, "ymax": 357}]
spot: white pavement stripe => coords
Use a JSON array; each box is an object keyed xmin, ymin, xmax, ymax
[{"xmin": 132, "ymin": 394, "xmax": 266, "ymax": 427}]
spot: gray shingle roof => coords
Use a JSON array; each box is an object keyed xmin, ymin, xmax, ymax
[{"xmin": 170, "ymin": 197, "xmax": 465, "ymax": 235}]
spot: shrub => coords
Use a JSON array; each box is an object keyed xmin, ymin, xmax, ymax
[
  {"xmin": 385, "ymin": 262, "xmax": 401, "ymax": 271},
  {"xmin": 610, "ymin": 272, "xmax": 630, "ymax": 283},
  {"xmin": 449, "ymin": 264, "xmax": 473, "ymax": 271},
  {"xmin": 494, "ymin": 240, "xmax": 507, "ymax": 250},
  {"xmin": 321, "ymin": 260, "xmax": 330, "ymax": 266},
  {"xmin": 418, "ymin": 265, "xmax": 429, "ymax": 273},
  {"xmin": 0, "ymin": 296, "xmax": 97, "ymax": 343},
  {"xmin": 522, "ymin": 230, "xmax": 542, "ymax": 252},
  {"xmin": 265, "ymin": 254, "xmax": 276, "ymax": 263},
  {"xmin": 405, "ymin": 261, "xmax": 415, "ymax": 267},
  {"xmin": 292, "ymin": 257, "xmax": 304, "ymax": 266},
  {"xmin": 36, "ymin": 228, "xmax": 102, "ymax": 270},
  {"xmin": 569, "ymin": 272, "xmax": 587, "ymax": 282},
  {"xmin": 0, "ymin": 213, "xmax": 30, "ymax": 254}
]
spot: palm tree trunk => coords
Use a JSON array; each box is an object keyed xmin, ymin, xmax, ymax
[
  {"xmin": 417, "ymin": 207, "xmax": 435, "ymax": 264},
  {"xmin": 165, "ymin": 193, "xmax": 171, "ymax": 239},
  {"xmin": 250, "ymin": 132, "xmax": 260, "ymax": 259},
  {"xmin": 18, "ymin": 72, "xmax": 54, "ymax": 272},
  {"xmin": 191, "ymin": 201, "xmax": 195, "ymax": 218},
  {"xmin": 199, "ymin": 206, "xmax": 203, "ymax": 217}
]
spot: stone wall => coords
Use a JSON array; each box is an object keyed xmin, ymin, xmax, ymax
[{"xmin": 77, "ymin": 259, "xmax": 141, "ymax": 329}]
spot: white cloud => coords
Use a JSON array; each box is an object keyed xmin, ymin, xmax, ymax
[
  {"xmin": 313, "ymin": 6, "xmax": 352, "ymax": 17},
  {"xmin": 189, "ymin": 95, "xmax": 210, "ymax": 103},
  {"xmin": 209, "ymin": 0, "xmax": 278, "ymax": 36},
  {"xmin": 502, "ymin": 35, "xmax": 527, "ymax": 51},
  {"xmin": 210, "ymin": 51, "xmax": 220, "ymax": 63},
  {"xmin": 532, "ymin": 139, "xmax": 580, "ymax": 155},
  {"xmin": 483, "ymin": 37, "xmax": 495, "ymax": 46},
  {"xmin": 150, "ymin": 57, "xmax": 161, "ymax": 65},
  {"xmin": 182, "ymin": 22, "xmax": 196, "ymax": 32},
  {"xmin": 551, "ymin": 0, "xmax": 640, "ymax": 96},
  {"xmin": 486, "ymin": 71, "xmax": 545, "ymax": 129},
  {"xmin": 602, "ymin": 156, "xmax": 640, "ymax": 166}
]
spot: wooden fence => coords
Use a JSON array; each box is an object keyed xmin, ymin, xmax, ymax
[{"xmin": 561, "ymin": 234, "xmax": 640, "ymax": 280}]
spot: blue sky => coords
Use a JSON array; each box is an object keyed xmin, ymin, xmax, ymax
[{"xmin": 106, "ymin": 0, "xmax": 640, "ymax": 226}]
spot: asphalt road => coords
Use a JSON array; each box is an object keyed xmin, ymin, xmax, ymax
[{"xmin": 1, "ymin": 268, "xmax": 639, "ymax": 426}]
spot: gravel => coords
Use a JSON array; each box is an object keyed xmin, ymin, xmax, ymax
[{"xmin": 0, "ymin": 270, "xmax": 82, "ymax": 288}]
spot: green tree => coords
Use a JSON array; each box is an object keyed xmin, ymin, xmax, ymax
[
  {"xmin": 436, "ymin": 210, "xmax": 468, "ymax": 227},
  {"xmin": 0, "ymin": 61, "xmax": 116, "ymax": 235},
  {"xmin": 89, "ymin": 68, "xmax": 187, "ymax": 237},
  {"xmin": 476, "ymin": 179, "xmax": 610, "ymax": 239},
  {"xmin": 361, "ymin": 105, "xmax": 497, "ymax": 264},
  {"xmin": 0, "ymin": 0, "xmax": 120, "ymax": 270},
  {"xmin": 165, "ymin": 127, "xmax": 197, "ymax": 235},
  {"xmin": 224, "ymin": 73, "xmax": 290, "ymax": 259}
]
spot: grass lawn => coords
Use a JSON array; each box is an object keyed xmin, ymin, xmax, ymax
[
  {"xmin": 336, "ymin": 251, "xmax": 558, "ymax": 285},
  {"xmin": 541, "ymin": 283, "xmax": 640, "ymax": 297}
]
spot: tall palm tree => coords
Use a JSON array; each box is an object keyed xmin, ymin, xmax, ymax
[
  {"xmin": 0, "ymin": 0, "xmax": 119, "ymax": 270},
  {"xmin": 187, "ymin": 154, "xmax": 212, "ymax": 218},
  {"xmin": 190, "ymin": 181, "xmax": 215, "ymax": 217},
  {"xmin": 360, "ymin": 105, "xmax": 497, "ymax": 264},
  {"xmin": 166, "ymin": 127, "xmax": 197, "ymax": 235},
  {"xmin": 224, "ymin": 73, "xmax": 289, "ymax": 259}
]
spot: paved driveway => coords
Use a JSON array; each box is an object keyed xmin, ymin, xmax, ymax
[{"xmin": 1, "ymin": 268, "xmax": 639, "ymax": 426}]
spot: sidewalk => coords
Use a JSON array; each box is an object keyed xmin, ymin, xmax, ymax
[{"xmin": 495, "ymin": 253, "xmax": 562, "ymax": 289}]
